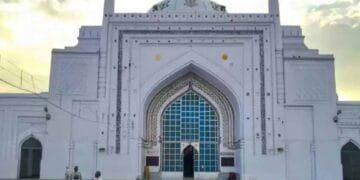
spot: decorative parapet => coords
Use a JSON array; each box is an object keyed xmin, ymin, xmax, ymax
[
  {"xmin": 337, "ymin": 102, "xmax": 360, "ymax": 127},
  {"xmin": 282, "ymin": 26, "xmax": 303, "ymax": 37},
  {"xmin": 53, "ymin": 26, "xmax": 101, "ymax": 53},
  {"xmin": 107, "ymin": 13, "xmax": 276, "ymax": 23},
  {"xmin": 149, "ymin": 0, "xmax": 226, "ymax": 13},
  {"xmin": 282, "ymin": 26, "xmax": 334, "ymax": 61}
]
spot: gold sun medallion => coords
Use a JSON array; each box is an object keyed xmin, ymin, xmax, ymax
[
  {"xmin": 155, "ymin": 54, "xmax": 161, "ymax": 62},
  {"xmin": 222, "ymin": 53, "xmax": 229, "ymax": 61}
]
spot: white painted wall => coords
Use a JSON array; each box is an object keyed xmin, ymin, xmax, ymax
[{"xmin": 0, "ymin": 94, "xmax": 48, "ymax": 179}]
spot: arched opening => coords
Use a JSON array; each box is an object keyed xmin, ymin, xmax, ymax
[
  {"xmin": 341, "ymin": 141, "xmax": 360, "ymax": 180},
  {"xmin": 19, "ymin": 137, "xmax": 42, "ymax": 179},
  {"xmin": 183, "ymin": 145, "xmax": 197, "ymax": 178},
  {"xmin": 161, "ymin": 90, "xmax": 219, "ymax": 174},
  {"xmin": 146, "ymin": 73, "xmax": 234, "ymax": 148}
]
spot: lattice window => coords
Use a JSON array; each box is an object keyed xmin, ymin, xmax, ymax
[{"xmin": 161, "ymin": 91, "xmax": 219, "ymax": 172}]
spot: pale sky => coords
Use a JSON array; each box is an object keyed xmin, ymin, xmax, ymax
[{"xmin": 0, "ymin": 0, "xmax": 359, "ymax": 100}]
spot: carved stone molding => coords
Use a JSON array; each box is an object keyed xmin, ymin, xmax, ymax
[
  {"xmin": 115, "ymin": 29, "xmax": 265, "ymax": 154},
  {"xmin": 185, "ymin": 0, "xmax": 197, "ymax": 7},
  {"xmin": 145, "ymin": 73, "xmax": 234, "ymax": 148},
  {"xmin": 151, "ymin": 0, "xmax": 170, "ymax": 12}
]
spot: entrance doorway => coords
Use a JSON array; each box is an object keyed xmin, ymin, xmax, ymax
[
  {"xmin": 160, "ymin": 90, "xmax": 220, "ymax": 173},
  {"xmin": 183, "ymin": 145, "xmax": 195, "ymax": 178},
  {"xmin": 341, "ymin": 142, "xmax": 360, "ymax": 180},
  {"xmin": 19, "ymin": 137, "xmax": 42, "ymax": 179}
]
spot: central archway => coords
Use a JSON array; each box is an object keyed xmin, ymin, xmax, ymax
[
  {"xmin": 146, "ymin": 73, "xmax": 234, "ymax": 148},
  {"xmin": 161, "ymin": 90, "xmax": 219, "ymax": 174}
]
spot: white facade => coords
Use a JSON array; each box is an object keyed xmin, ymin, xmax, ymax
[{"xmin": 0, "ymin": 0, "xmax": 359, "ymax": 179}]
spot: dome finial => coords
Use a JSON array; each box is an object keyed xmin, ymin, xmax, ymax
[
  {"xmin": 184, "ymin": 0, "xmax": 197, "ymax": 7},
  {"xmin": 150, "ymin": 0, "xmax": 226, "ymax": 13}
]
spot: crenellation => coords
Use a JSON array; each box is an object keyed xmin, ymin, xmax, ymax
[
  {"xmin": 79, "ymin": 26, "xmax": 101, "ymax": 39},
  {"xmin": 282, "ymin": 25, "xmax": 303, "ymax": 37},
  {"xmin": 110, "ymin": 13, "xmax": 275, "ymax": 23},
  {"xmin": 338, "ymin": 102, "xmax": 360, "ymax": 127}
]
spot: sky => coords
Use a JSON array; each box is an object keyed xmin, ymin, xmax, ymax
[{"xmin": 0, "ymin": 0, "xmax": 359, "ymax": 100}]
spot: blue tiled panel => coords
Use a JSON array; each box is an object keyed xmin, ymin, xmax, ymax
[{"xmin": 161, "ymin": 91, "xmax": 219, "ymax": 172}]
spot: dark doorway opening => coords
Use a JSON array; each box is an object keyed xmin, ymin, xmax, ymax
[
  {"xmin": 19, "ymin": 137, "xmax": 42, "ymax": 179},
  {"xmin": 183, "ymin": 145, "xmax": 195, "ymax": 178},
  {"xmin": 341, "ymin": 142, "xmax": 360, "ymax": 180}
]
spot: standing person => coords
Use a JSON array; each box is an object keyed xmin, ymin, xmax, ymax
[
  {"xmin": 94, "ymin": 171, "xmax": 102, "ymax": 180},
  {"xmin": 72, "ymin": 166, "xmax": 82, "ymax": 180},
  {"xmin": 64, "ymin": 166, "xmax": 72, "ymax": 180}
]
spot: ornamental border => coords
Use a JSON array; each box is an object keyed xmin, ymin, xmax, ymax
[
  {"xmin": 115, "ymin": 30, "xmax": 266, "ymax": 154},
  {"xmin": 146, "ymin": 73, "xmax": 234, "ymax": 148}
]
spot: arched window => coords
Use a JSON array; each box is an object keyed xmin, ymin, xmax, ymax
[
  {"xmin": 19, "ymin": 137, "xmax": 42, "ymax": 179},
  {"xmin": 146, "ymin": 74, "xmax": 234, "ymax": 149},
  {"xmin": 161, "ymin": 91, "xmax": 219, "ymax": 174},
  {"xmin": 341, "ymin": 142, "xmax": 360, "ymax": 180}
]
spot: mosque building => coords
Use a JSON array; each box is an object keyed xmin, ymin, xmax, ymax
[{"xmin": 0, "ymin": 0, "xmax": 359, "ymax": 179}]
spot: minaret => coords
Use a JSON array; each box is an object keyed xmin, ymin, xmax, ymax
[
  {"xmin": 269, "ymin": 0, "xmax": 280, "ymax": 16},
  {"xmin": 268, "ymin": 0, "xmax": 281, "ymax": 49},
  {"xmin": 99, "ymin": 0, "xmax": 115, "ymax": 155},
  {"xmin": 103, "ymin": 0, "xmax": 115, "ymax": 17},
  {"xmin": 270, "ymin": 0, "xmax": 286, "ymax": 155}
]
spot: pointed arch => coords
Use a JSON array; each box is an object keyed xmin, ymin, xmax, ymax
[
  {"xmin": 21, "ymin": 137, "xmax": 42, "ymax": 149},
  {"xmin": 19, "ymin": 136, "xmax": 42, "ymax": 179},
  {"xmin": 341, "ymin": 140, "xmax": 360, "ymax": 180},
  {"xmin": 145, "ymin": 73, "xmax": 234, "ymax": 148},
  {"xmin": 342, "ymin": 141, "xmax": 360, "ymax": 151},
  {"xmin": 183, "ymin": 144, "xmax": 196, "ymax": 178},
  {"xmin": 342, "ymin": 139, "xmax": 360, "ymax": 151},
  {"xmin": 183, "ymin": 145, "xmax": 198, "ymax": 154},
  {"xmin": 142, "ymin": 60, "xmax": 242, "ymax": 111}
]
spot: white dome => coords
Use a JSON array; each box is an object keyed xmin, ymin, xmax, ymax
[{"xmin": 150, "ymin": 0, "xmax": 227, "ymax": 13}]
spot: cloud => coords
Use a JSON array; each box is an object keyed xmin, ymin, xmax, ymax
[
  {"xmin": 34, "ymin": 0, "xmax": 79, "ymax": 19},
  {"xmin": 0, "ymin": 0, "xmax": 81, "ymax": 20},
  {"xmin": 0, "ymin": 0, "xmax": 84, "ymax": 93},
  {"xmin": 37, "ymin": 0, "xmax": 67, "ymax": 16},
  {"xmin": 304, "ymin": 0, "xmax": 360, "ymax": 28},
  {"xmin": 0, "ymin": 0, "xmax": 103, "ymax": 93},
  {"xmin": 0, "ymin": 0, "xmax": 19, "ymax": 3},
  {"xmin": 301, "ymin": 0, "xmax": 360, "ymax": 100},
  {"xmin": 0, "ymin": 13, "xmax": 15, "ymax": 42}
]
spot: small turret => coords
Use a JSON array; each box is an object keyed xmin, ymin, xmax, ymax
[
  {"xmin": 269, "ymin": 0, "xmax": 279, "ymax": 15},
  {"xmin": 103, "ymin": 0, "xmax": 115, "ymax": 17}
]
